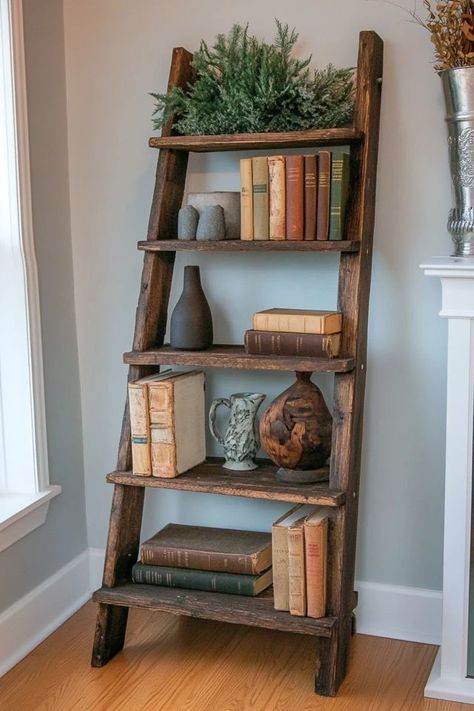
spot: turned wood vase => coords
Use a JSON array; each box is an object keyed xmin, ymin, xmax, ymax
[{"xmin": 259, "ymin": 372, "xmax": 332, "ymax": 483}]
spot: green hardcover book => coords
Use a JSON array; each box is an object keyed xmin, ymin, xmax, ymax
[
  {"xmin": 132, "ymin": 562, "xmax": 273, "ymax": 596},
  {"xmin": 329, "ymin": 152, "xmax": 350, "ymax": 241}
]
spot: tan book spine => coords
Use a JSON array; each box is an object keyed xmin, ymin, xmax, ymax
[
  {"xmin": 252, "ymin": 157, "xmax": 269, "ymax": 240},
  {"xmin": 272, "ymin": 523, "xmax": 290, "ymax": 610},
  {"xmin": 240, "ymin": 158, "xmax": 253, "ymax": 240},
  {"xmin": 128, "ymin": 382, "xmax": 152, "ymax": 476},
  {"xmin": 288, "ymin": 521, "xmax": 306, "ymax": 616},
  {"xmin": 268, "ymin": 156, "xmax": 286, "ymax": 240},
  {"xmin": 149, "ymin": 380, "xmax": 177, "ymax": 478},
  {"xmin": 252, "ymin": 311, "xmax": 342, "ymax": 335},
  {"xmin": 305, "ymin": 516, "xmax": 328, "ymax": 618}
]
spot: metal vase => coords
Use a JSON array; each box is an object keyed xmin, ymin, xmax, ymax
[{"xmin": 441, "ymin": 67, "xmax": 474, "ymax": 256}]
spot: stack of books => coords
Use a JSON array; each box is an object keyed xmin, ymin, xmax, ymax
[
  {"xmin": 240, "ymin": 151, "xmax": 350, "ymax": 241},
  {"xmin": 245, "ymin": 308, "xmax": 343, "ymax": 358},
  {"xmin": 273, "ymin": 505, "xmax": 329, "ymax": 618},
  {"xmin": 132, "ymin": 524, "xmax": 273, "ymax": 596},
  {"xmin": 128, "ymin": 370, "xmax": 206, "ymax": 477}
]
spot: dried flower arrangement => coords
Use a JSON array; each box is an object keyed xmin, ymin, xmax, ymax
[
  {"xmin": 411, "ymin": 0, "xmax": 474, "ymax": 70},
  {"xmin": 151, "ymin": 21, "xmax": 355, "ymax": 135}
]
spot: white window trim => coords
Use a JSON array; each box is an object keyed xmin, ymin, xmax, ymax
[{"xmin": 0, "ymin": 0, "xmax": 60, "ymax": 553}]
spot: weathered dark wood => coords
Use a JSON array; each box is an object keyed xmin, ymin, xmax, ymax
[
  {"xmin": 91, "ymin": 484, "xmax": 145, "ymax": 665},
  {"xmin": 138, "ymin": 239, "xmax": 360, "ymax": 253},
  {"xmin": 93, "ymin": 584, "xmax": 337, "ymax": 637},
  {"xmin": 148, "ymin": 127, "xmax": 363, "ymax": 152},
  {"xmin": 106, "ymin": 457, "xmax": 345, "ymax": 507},
  {"xmin": 322, "ymin": 31, "xmax": 383, "ymax": 697},
  {"xmin": 123, "ymin": 345, "xmax": 355, "ymax": 373},
  {"xmin": 91, "ymin": 603, "xmax": 129, "ymax": 667}
]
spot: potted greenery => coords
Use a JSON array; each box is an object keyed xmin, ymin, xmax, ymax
[
  {"xmin": 414, "ymin": 1, "xmax": 474, "ymax": 255},
  {"xmin": 151, "ymin": 21, "xmax": 354, "ymax": 135}
]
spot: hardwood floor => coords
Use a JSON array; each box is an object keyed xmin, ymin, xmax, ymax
[{"xmin": 0, "ymin": 600, "xmax": 470, "ymax": 711}]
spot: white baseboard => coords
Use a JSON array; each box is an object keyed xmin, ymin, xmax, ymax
[
  {"xmin": 0, "ymin": 547, "xmax": 442, "ymax": 679},
  {"xmin": 0, "ymin": 549, "xmax": 91, "ymax": 677},
  {"xmin": 355, "ymin": 579, "xmax": 442, "ymax": 645}
]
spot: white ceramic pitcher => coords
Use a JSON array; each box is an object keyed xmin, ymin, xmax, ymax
[{"xmin": 209, "ymin": 392, "xmax": 266, "ymax": 471}]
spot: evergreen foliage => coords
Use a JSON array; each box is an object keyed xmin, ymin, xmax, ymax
[{"xmin": 151, "ymin": 21, "xmax": 355, "ymax": 135}]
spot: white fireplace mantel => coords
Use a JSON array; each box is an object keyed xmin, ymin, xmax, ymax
[{"xmin": 422, "ymin": 256, "xmax": 474, "ymax": 704}]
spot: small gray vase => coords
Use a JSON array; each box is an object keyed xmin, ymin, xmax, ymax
[
  {"xmin": 196, "ymin": 205, "xmax": 226, "ymax": 241},
  {"xmin": 178, "ymin": 205, "xmax": 199, "ymax": 240}
]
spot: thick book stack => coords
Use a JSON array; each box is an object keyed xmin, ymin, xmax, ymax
[
  {"xmin": 240, "ymin": 151, "xmax": 350, "ymax": 241},
  {"xmin": 245, "ymin": 308, "xmax": 343, "ymax": 358},
  {"xmin": 132, "ymin": 524, "xmax": 273, "ymax": 596},
  {"xmin": 128, "ymin": 370, "xmax": 206, "ymax": 477},
  {"xmin": 272, "ymin": 505, "xmax": 329, "ymax": 618}
]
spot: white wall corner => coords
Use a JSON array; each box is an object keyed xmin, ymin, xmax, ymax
[{"xmin": 0, "ymin": 548, "xmax": 442, "ymax": 679}]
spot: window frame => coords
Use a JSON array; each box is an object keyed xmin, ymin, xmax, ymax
[{"xmin": 0, "ymin": 0, "xmax": 60, "ymax": 552}]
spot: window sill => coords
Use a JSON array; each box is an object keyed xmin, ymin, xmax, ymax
[{"xmin": 0, "ymin": 486, "xmax": 61, "ymax": 553}]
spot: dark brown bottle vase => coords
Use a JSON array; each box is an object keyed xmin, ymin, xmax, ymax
[{"xmin": 170, "ymin": 265, "xmax": 213, "ymax": 350}]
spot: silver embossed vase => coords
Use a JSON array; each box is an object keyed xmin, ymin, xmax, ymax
[
  {"xmin": 209, "ymin": 392, "xmax": 266, "ymax": 471},
  {"xmin": 441, "ymin": 67, "xmax": 474, "ymax": 256}
]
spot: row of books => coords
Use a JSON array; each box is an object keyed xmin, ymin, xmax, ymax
[
  {"xmin": 245, "ymin": 308, "xmax": 343, "ymax": 358},
  {"xmin": 273, "ymin": 504, "xmax": 329, "ymax": 618},
  {"xmin": 129, "ymin": 370, "xmax": 206, "ymax": 477},
  {"xmin": 240, "ymin": 151, "xmax": 350, "ymax": 242},
  {"xmin": 132, "ymin": 523, "xmax": 273, "ymax": 596}
]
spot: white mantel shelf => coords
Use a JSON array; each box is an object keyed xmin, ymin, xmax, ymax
[{"xmin": 422, "ymin": 256, "xmax": 474, "ymax": 704}]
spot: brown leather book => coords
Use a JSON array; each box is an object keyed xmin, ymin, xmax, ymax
[
  {"xmin": 304, "ymin": 155, "xmax": 317, "ymax": 240},
  {"xmin": 140, "ymin": 523, "xmax": 272, "ymax": 574},
  {"xmin": 304, "ymin": 509, "xmax": 329, "ymax": 618},
  {"xmin": 244, "ymin": 330, "xmax": 341, "ymax": 358},
  {"xmin": 316, "ymin": 151, "xmax": 331, "ymax": 241},
  {"xmin": 285, "ymin": 155, "xmax": 304, "ymax": 240}
]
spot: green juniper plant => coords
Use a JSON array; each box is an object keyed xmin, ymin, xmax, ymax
[{"xmin": 151, "ymin": 21, "xmax": 355, "ymax": 135}]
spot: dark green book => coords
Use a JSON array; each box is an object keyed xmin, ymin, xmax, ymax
[
  {"xmin": 329, "ymin": 152, "xmax": 350, "ymax": 241},
  {"xmin": 132, "ymin": 562, "xmax": 272, "ymax": 596}
]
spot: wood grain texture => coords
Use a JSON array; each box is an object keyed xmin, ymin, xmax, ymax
[
  {"xmin": 148, "ymin": 127, "xmax": 363, "ymax": 151},
  {"xmin": 138, "ymin": 239, "xmax": 360, "ymax": 252},
  {"xmin": 0, "ymin": 602, "xmax": 470, "ymax": 711},
  {"xmin": 106, "ymin": 457, "xmax": 344, "ymax": 507},
  {"xmin": 92, "ymin": 584, "xmax": 336, "ymax": 637},
  {"xmin": 123, "ymin": 345, "xmax": 355, "ymax": 373},
  {"xmin": 325, "ymin": 31, "xmax": 384, "ymax": 696}
]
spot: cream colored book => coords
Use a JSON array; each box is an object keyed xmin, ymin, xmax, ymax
[
  {"xmin": 252, "ymin": 309, "xmax": 342, "ymax": 335},
  {"xmin": 288, "ymin": 512, "xmax": 313, "ymax": 616},
  {"xmin": 304, "ymin": 509, "xmax": 329, "ymax": 619},
  {"xmin": 272, "ymin": 504, "xmax": 318, "ymax": 611},
  {"xmin": 128, "ymin": 370, "xmax": 172, "ymax": 476},
  {"xmin": 240, "ymin": 158, "xmax": 254, "ymax": 240},
  {"xmin": 148, "ymin": 370, "xmax": 206, "ymax": 478},
  {"xmin": 268, "ymin": 156, "xmax": 286, "ymax": 240}
]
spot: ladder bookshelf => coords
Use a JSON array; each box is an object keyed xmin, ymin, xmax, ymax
[{"xmin": 91, "ymin": 30, "xmax": 383, "ymax": 696}]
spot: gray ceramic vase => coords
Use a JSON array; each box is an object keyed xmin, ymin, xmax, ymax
[
  {"xmin": 170, "ymin": 265, "xmax": 213, "ymax": 350},
  {"xmin": 196, "ymin": 205, "xmax": 226, "ymax": 241},
  {"xmin": 177, "ymin": 205, "xmax": 199, "ymax": 240}
]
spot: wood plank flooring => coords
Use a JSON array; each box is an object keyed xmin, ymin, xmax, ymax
[{"xmin": 0, "ymin": 600, "xmax": 470, "ymax": 710}]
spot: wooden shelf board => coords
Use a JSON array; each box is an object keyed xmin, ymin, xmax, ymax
[
  {"xmin": 92, "ymin": 583, "xmax": 337, "ymax": 637},
  {"xmin": 123, "ymin": 345, "xmax": 355, "ymax": 373},
  {"xmin": 138, "ymin": 239, "xmax": 360, "ymax": 253},
  {"xmin": 107, "ymin": 458, "xmax": 345, "ymax": 507},
  {"xmin": 148, "ymin": 127, "xmax": 362, "ymax": 152}
]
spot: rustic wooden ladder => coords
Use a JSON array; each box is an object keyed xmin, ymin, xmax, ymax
[{"xmin": 91, "ymin": 31, "xmax": 383, "ymax": 696}]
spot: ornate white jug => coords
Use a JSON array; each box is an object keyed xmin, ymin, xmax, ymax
[{"xmin": 209, "ymin": 392, "xmax": 266, "ymax": 471}]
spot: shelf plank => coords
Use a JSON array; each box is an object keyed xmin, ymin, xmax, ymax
[
  {"xmin": 138, "ymin": 239, "xmax": 360, "ymax": 253},
  {"xmin": 123, "ymin": 345, "xmax": 355, "ymax": 373},
  {"xmin": 148, "ymin": 128, "xmax": 363, "ymax": 152},
  {"xmin": 92, "ymin": 583, "xmax": 337, "ymax": 637},
  {"xmin": 107, "ymin": 458, "xmax": 345, "ymax": 507}
]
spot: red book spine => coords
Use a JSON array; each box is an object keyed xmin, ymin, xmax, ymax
[
  {"xmin": 286, "ymin": 155, "xmax": 304, "ymax": 240},
  {"xmin": 304, "ymin": 155, "xmax": 317, "ymax": 240},
  {"xmin": 316, "ymin": 151, "xmax": 331, "ymax": 241}
]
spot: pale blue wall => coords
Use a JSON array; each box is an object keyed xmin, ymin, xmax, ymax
[{"xmin": 64, "ymin": 0, "xmax": 448, "ymax": 591}]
